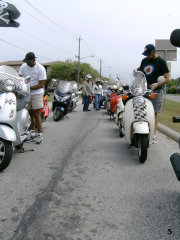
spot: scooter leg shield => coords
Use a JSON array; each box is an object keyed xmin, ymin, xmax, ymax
[
  {"xmin": 170, "ymin": 153, "xmax": 180, "ymax": 181},
  {"xmin": 0, "ymin": 125, "xmax": 16, "ymax": 142}
]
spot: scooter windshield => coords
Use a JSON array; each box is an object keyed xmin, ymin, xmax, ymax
[
  {"xmin": 129, "ymin": 71, "xmax": 147, "ymax": 96},
  {"xmin": 57, "ymin": 80, "xmax": 71, "ymax": 94},
  {"xmin": 0, "ymin": 65, "xmax": 19, "ymax": 77},
  {"xmin": 69, "ymin": 81, "xmax": 78, "ymax": 93}
]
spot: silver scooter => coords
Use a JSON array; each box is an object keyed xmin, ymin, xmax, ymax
[{"xmin": 0, "ymin": 65, "xmax": 30, "ymax": 171}]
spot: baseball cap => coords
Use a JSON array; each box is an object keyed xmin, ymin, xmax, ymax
[
  {"xmin": 142, "ymin": 44, "xmax": 156, "ymax": 56},
  {"xmin": 23, "ymin": 52, "xmax": 36, "ymax": 63}
]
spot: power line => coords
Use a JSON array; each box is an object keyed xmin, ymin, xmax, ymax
[
  {"xmin": 0, "ymin": 37, "xmax": 54, "ymax": 62},
  {"xmin": 9, "ymin": 0, "xmax": 77, "ymax": 40},
  {"xmin": 19, "ymin": 29, "xmax": 75, "ymax": 56},
  {"xmin": 24, "ymin": 0, "xmax": 78, "ymax": 39},
  {"xmin": 82, "ymin": 39, "xmax": 95, "ymax": 56}
]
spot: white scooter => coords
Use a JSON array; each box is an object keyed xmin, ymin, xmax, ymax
[
  {"xmin": 0, "ymin": 65, "xmax": 30, "ymax": 171},
  {"xmin": 118, "ymin": 71, "xmax": 156, "ymax": 163}
]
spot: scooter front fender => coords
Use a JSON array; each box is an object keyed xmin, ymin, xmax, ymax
[
  {"xmin": 0, "ymin": 125, "xmax": 16, "ymax": 142},
  {"xmin": 56, "ymin": 106, "xmax": 65, "ymax": 112},
  {"xmin": 133, "ymin": 122, "xmax": 149, "ymax": 134}
]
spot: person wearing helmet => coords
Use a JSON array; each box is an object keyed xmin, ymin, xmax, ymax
[
  {"xmin": 93, "ymin": 78, "xmax": 102, "ymax": 110},
  {"xmin": 140, "ymin": 44, "xmax": 169, "ymax": 144},
  {"xmin": 82, "ymin": 74, "xmax": 93, "ymax": 111}
]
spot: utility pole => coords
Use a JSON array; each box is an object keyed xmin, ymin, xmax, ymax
[
  {"xmin": 99, "ymin": 59, "xmax": 105, "ymax": 80},
  {"xmin": 77, "ymin": 36, "xmax": 81, "ymax": 86},
  {"xmin": 100, "ymin": 59, "xmax": 102, "ymax": 80}
]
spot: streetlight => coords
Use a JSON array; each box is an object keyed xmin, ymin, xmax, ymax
[{"xmin": 75, "ymin": 55, "xmax": 94, "ymax": 85}]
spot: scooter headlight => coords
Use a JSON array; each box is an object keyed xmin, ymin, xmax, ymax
[
  {"xmin": 61, "ymin": 95, "xmax": 70, "ymax": 102},
  {"xmin": 3, "ymin": 80, "xmax": 15, "ymax": 92},
  {"xmin": 134, "ymin": 97, "xmax": 145, "ymax": 108}
]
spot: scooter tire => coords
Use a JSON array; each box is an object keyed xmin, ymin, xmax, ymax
[
  {"xmin": 119, "ymin": 120, "xmax": 124, "ymax": 138},
  {"xmin": 138, "ymin": 135, "xmax": 148, "ymax": 163},
  {"xmin": 0, "ymin": 138, "xmax": 13, "ymax": 171},
  {"xmin": 53, "ymin": 109, "xmax": 63, "ymax": 121},
  {"xmin": 170, "ymin": 152, "xmax": 180, "ymax": 181}
]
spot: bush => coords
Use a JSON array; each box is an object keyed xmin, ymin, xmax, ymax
[{"xmin": 171, "ymin": 87, "xmax": 178, "ymax": 94}]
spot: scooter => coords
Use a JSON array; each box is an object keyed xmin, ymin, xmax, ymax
[
  {"xmin": 118, "ymin": 71, "xmax": 156, "ymax": 163},
  {"xmin": 170, "ymin": 116, "xmax": 180, "ymax": 181},
  {"xmin": 0, "ymin": 65, "xmax": 30, "ymax": 171},
  {"xmin": 52, "ymin": 80, "xmax": 79, "ymax": 121},
  {"xmin": 109, "ymin": 87, "xmax": 123, "ymax": 120},
  {"xmin": 40, "ymin": 89, "xmax": 50, "ymax": 122}
]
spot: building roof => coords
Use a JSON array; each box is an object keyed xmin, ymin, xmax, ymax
[
  {"xmin": 0, "ymin": 61, "xmax": 23, "ymax": 66},
  {"xmin": 0, "ymin": 60, "xmax": 63, "ymax": 67}
]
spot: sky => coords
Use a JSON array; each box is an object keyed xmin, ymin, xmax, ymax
[{"xmin": 1, "ymin": 0, "xmax": 180, "ymax": 83}]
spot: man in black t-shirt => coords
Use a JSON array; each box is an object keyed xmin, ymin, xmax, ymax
[{"xmin": 140, "ymin": 44, "xmax": 169, "ymax": 143}]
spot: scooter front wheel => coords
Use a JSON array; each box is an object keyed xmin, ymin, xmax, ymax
[
  {"xmin": 138, "ymin": 135, "xmax": 148, "ymax": 163},
  {"xmin": 0, "ymin": 138, "xmax": 13, "ymax": 171},
  {"xmin": 53, "ymin": 109, "xmax": 63, "ymax": 121},
  {"xmin": 119, "ymin": 120, "xmax": 124, "ymax": 138}
]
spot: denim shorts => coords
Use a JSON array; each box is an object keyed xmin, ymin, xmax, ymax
[{"xmin": 151, "ymin": 89, "xmax": 163, "ymax": 113}]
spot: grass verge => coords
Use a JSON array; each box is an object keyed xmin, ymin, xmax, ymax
[{"xmin": 159, "ymin": 99, "xmax": 180, "ymax": 133}]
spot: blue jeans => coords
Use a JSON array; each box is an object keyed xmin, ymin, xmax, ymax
[
  {"xmin": 83, "ymin": 95, "xmax": 91, "ymax": 111},
  {"xmin": 95, "ymin": 94, "xmax": 101, "ymax": 110}
]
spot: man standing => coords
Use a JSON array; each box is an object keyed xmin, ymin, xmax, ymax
[
  {"xmin": 19, "ymin": 52, "xmax": 47, "ymax": 144},
  {"xmin": 82, "ymin": 74, "xmax": 93, "ymax": 111},
  {"xmin": 93, "ymin": 78, "xmax": 102, "ymax": 110},
  {"xmin": 140, "ymin": 44, "xmax": 169, "ymax": 143}
]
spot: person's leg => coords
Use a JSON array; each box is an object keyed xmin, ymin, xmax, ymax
[
  {"xmin": 87, "ymin": 96, "xmax": 91, "ymax": 110},
  {"xmin": 154, "ymin": 113, "xmax": 158, "ymax": 135},
  {"xmin": 34, "ymin": 109, "xmax": 42, "ymax": 133},
  {"xmin": 83, "ymin": 95, "xmax": 88, "ymax": 111},
  {"xmin": 97, "ymin": 94, "xmax": 101, "ymax": 109},
  {"xmin": 95, "ymin": 94, "xmax": 98, "ymax": 109},
  {"xmin": 28, "ymin": 110, "xmax": 35, "ymax": 130},
  {"xmin": 31, "ymin": 94, "xmax": 43, "ymax": 144}
]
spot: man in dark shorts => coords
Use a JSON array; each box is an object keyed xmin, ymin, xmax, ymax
[{"xmin": 140, "ymin": 44, "xmax": 169, "ymax": 143}]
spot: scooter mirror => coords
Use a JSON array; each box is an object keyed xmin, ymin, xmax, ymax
[{"xmin": 25, "ymin": 76, "xmax": 31, "ymax": 83}]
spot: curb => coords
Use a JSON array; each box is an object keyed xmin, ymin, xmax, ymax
[{"xmin": 158, "ymin": 123, "xmax": 180, "ymax": 143}]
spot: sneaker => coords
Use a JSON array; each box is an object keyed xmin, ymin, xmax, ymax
[
  {"xmin": 26, "ymin": 130, "xmax": 36, "ymax": 141},
  {"xmin": 35, "ymin": 134, "xmax": 43, "ymax": 144},
  {"xmin": 152, "ymin": 135, "xmax": 158, "ymax": 144}
]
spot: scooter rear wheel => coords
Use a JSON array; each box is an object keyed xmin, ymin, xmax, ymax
[
  {"xmin": 53, "ymin": 109, "xmax": 63, "ymax": 121},
  {"xmin": 0, "ymin": 138, "xmax": 13, "ymax": 171},
  {"xmin": 138, "ymin": 135, "xmax": 148, "ymax": 163}
]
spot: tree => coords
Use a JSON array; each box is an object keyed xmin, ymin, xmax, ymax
[{"xmin": 45, "ymin": 61, "xmax": 100, "ymax": 88}]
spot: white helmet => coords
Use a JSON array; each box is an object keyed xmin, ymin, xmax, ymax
[
  {"xmin": 85, "ymin": 74, "xmax": 92, "ymax": 81},
  {"xmin": 95, "ymin": 78, "xmax": 101, "ymax": 83}
]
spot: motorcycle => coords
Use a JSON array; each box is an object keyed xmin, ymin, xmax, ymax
[
  {"xmin": 118, "ymin": 71, "xmax": 156, "ymax": 163},
  {"xmin": 52, "ymin": 80, "xmax": 79, "ymax": 121},
  {"xmin": 170, "ymin": 116, "xmax": 180, "ymax": 181},
  {"xmin": 0, "ymin": 65, "xmax": 30, "ymax": 171}
]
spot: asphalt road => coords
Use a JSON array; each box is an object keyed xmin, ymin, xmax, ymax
[
  {"xmin": 166, "ymin": 94, "xmax": 180, "ymax": 103},
  {"xmin": 0, "ymin": 101, "xmax": 180, "ymax": 240}
]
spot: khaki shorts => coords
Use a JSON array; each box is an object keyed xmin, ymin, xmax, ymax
[{"xmin": 27, "ymin": 93, "xmax": 43, "ymax": 110}]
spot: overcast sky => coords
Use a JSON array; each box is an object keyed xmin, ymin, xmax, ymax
[{"xmin": 1, "ymin": 0, "xmax": 180, "ymax": 82}]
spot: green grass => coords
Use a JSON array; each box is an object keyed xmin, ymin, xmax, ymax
[{"xmin": 159, "ymin": 99, "xmax": 180, "ymax": 133}]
